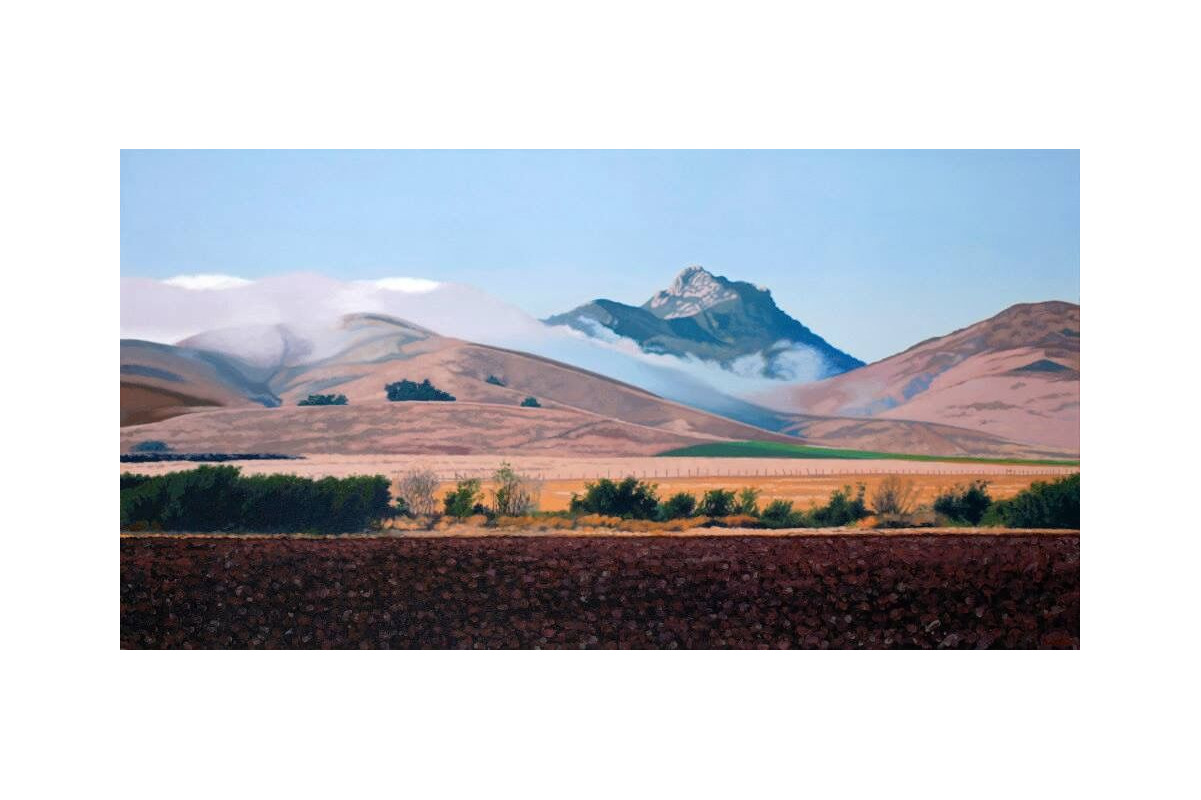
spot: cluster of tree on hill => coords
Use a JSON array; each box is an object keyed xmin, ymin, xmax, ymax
[
  {"xmin": 120, "ymin": 466, "xmax": 391, "ymax": 534},
  {"xmin": 381, "ymin": 376, "xmax": 539, "ymax": 406},
  {"xmin": 385, "ymin": 379, "xmax": 455, "ymax": 402},
  {"xmin": 298, "ymin": 393, "xmax": 348, "ymax": 405},
  {"xmin": 130, "ymin": 440, "xmax": 170, "ymax": 453}
]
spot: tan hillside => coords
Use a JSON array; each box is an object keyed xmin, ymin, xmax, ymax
[
  {"xmin": 122, "ymin": 312, "xmax": 1073, "ymax": 459},
  {"xmin": 764, "ymin": 302, "xmax": 1080, "ymax": 451}
]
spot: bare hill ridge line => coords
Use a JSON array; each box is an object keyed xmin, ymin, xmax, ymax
[{"xmin": 121, "ymin": 309, "xmax": 1071, "ymax": 459}]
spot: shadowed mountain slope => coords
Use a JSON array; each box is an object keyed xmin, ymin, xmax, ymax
[{"xmin": 545, "ymin": 265, "xmax": 863, "ymax": 380}]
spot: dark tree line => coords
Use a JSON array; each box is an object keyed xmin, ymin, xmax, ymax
[{"xmin": 121, "ymin": 466, "xmax": 392, "ymax": 534}]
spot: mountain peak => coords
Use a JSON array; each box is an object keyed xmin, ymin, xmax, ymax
[
  {"xmin": 545, "ymin": 265, "xmax": 864, "ymax": 380},
  {"xmin": 672, "ymin": 264, "xmax": 716, "ymax": 288},
  {"xmin": 645, "ymin": 265, "xmax": 741, "ymax": 319}
]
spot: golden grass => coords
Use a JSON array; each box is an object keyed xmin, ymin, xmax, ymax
[{"xmin": 535, "ymin": 472, "xmax": 1058, "ymax": 513}]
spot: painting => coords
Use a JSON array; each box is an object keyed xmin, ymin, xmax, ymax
[{"xmin": 120, "ymin": 150, "xmax": 1079, "ymax": 649}]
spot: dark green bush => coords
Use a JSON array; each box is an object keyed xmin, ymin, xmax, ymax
[
  {"xmin": 444, "ymin": 478, "xmax": 484, "ymax": 518},
  {"xmin": 120, "ymin": 473, "xmax": 153, "ymax": 492},
  {"xmin": 737, "ymin": 487, "xmax": 761, "ymax": 516},
  {"xmin": 984, "ymin": 473, "xmax": 1079, "ymax": 528},
  {"xmin": 520, "ymin": 396, "xmax": 541, "ymax": 407},
  {"xmin": 698, "ymin": 488, "xmax": 737, "ymax": 518},
  {"xmin": 298, "ymin": 393, "xmax": 348, "ymax": 406},
  {"xmin": 808, "ymin": 484, "xmax": 869, "ymax": 527},
  {"xmin": 385, "ymin": 378, "xmax": 455, "ymax": 402},
  {"xmin": 569, "ymin": 477, "xmax": 659, "ymax": 519},
  {"xmin": 485, "ymin": 375, "xmax": 506, "ymax": 387},
  {"xmin": 119, "ymin": 466, "xmax": 392, "ymax": 533},
  {"xmin": 131, "ymin": 440, "xmax": 170, "ymax": 453},
  {"xmin": 760, "ymin": 499, "xmax": 803, "ymax": 529},
  {"xmin": 657, "ymin": 491, "xmax": 697, "ymax": 520},
  {"xmin": 933, "ymin": 480, "xmax": 992, "ymax": 525}
]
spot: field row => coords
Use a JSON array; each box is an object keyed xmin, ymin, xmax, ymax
[{"xmin": 121, "ymin": 534, "xmax": 1080, "ymax": 649}]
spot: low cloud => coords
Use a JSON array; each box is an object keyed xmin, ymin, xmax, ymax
[
  {"xmin": 162, "ymin": 274, "xmax": 254, "ymax": 290},
  {"xmin": 364, "ymin": 277, "xmax": 441, "ymax": 293},
  {"xmin": 122, "ymin": 272, "xmax": 823, "ymax": 425}
]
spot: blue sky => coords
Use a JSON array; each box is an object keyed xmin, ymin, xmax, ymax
[{"xmin": 121, "ymin": 150, "xmax": 1079, "ymax": 362}]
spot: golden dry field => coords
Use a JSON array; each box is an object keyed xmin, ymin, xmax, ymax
[
  {"xmin": 122, "ymin": 453, "xmax": 1076, "ymax": 515},
  {"xmin": 531, "ymin": 472, "xmax": 1063, "ymax": 512}
]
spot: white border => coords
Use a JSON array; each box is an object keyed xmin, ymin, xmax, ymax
[{"xmin": 5, "ymin": 2, "xmax": 1198, "ymax": 797}]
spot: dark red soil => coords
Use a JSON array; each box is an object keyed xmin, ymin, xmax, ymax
[{"xmin": 120, "ymin": 535, "xmax": 1079, "ymax": 649}]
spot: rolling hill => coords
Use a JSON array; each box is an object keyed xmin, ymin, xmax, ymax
[
  {"xmin": 122, "ymin": 312, "xmax": 1073, "ymax": 459},
  {"xmin": 762, "ymin": 301, "xmax": 1080, "ymax": 451},
  {"xmin": 120, "ymin": 340, "xmax": 280, "ymax": 426}
]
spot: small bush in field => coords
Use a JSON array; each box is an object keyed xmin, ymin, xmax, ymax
[
  {"xmin": 569, "ymin": 477, "xmax": 659, "ymax": 519},
  {"xmin": 395, "ymin": 467, "xmax": 440, "ymax": 517},
  {"xmin": 131, "ymin": 440, "xmax": 170, "ymax": 453},
  {"xmin": 657, "ymin": 491, "xmax": 697, "ymax": 520},
  {"xmin": 444, "ymin": 477, "xmax": 484, "ymax": 518},
  {"xmin": 736, "ymin": 487, "xmax": 761, "ymax": 516},
  {"xmin": 520, "ymin": 396, "xmax": 541, "ymax": 408},
  {"xmin": 808, "ymin": 484, "xmax": 869, "ymax": 527},
  {"xmin": 933, "ymin": 480, "xmax": 992, "ymax": 525},
  {"xmin": 491, "ymin": 461, "xmax": 542, "ymax": 516},
  {"xmin": 699, "ymin": 488, "xmax": 736, "ymax": 518},
  {"xmin": 760, "ymin": 499, "xmax": 802, "ymax": 528},
  {"xmin": 485, "ymin": 375, "xmax": 506, "ymax": 387},
  {"xmin": 872, "ymin": 475, "xmax": 918, "ymax": 516}
]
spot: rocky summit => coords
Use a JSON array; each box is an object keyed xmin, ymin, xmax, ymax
[{"xmin": 544, "ymin": 265, "xmax": 863, "ymax": 380}]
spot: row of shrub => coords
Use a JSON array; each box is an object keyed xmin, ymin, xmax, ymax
[
  {"xmin": 984, "ymin": 473, "xmax": 1079, "ymax": 528},
  {"xmin": 122, "ymin": 465, "xmax": 1079, "ymax": 534},
  {"xmin": 564, "ymin": 477, "xmax": 872, "ymax": 528},
  {"xmin": 561, "ymin": 474, "xmax": 1079, "ymax": 529},
  {"xmin": 397, "ymin": 463, "xmax": 544, "ymax": 519},
  {"xmin": 121, "ymin": 466, "xmax": 392, "ymax": 534},
  {"xmin": 927, "ymin": 474, "xmax": 1079, "ymax": 528},
  {"xmin": 399, "ymin": 471, "xmax": 1079, "ymax": 529}
]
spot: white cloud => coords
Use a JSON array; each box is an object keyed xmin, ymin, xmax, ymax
[
  {"xmin": 550, "ymin": 321, "xmax": 827, "ymax": 392},
  {"xmin": 162, "ymin": 274, "xmax": 254, "ymax": 290},
  {"xmin": 122, "ymin": 272, "xmax": 820, "ymax": 427},
  {"xmin": 366, "ymin": 277, "xmax": 441, "ymax": 293}
]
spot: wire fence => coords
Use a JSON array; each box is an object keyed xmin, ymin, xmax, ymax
[{"xmin": 426, "ymin": 465, "xmax": 1079, "ymax": 482}]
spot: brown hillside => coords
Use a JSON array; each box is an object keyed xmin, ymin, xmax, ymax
[{"xmin": 764, "ymin": 302, "xmax": 1080, "ymax": 451}]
